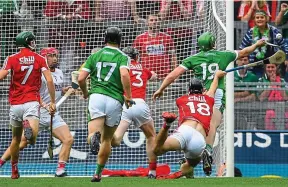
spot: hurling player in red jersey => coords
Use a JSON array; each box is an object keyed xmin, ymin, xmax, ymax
[
  {"xmin": 0, "ymin": 31, "xmax": 56, "ymax": 179},
  {"xmin": 133, "ymin": 14, "xmax": 177, "ymax": 79},
  {"xmin": 110, "ymin": 47, "xmax": 158, "ymax": 178},
  {"xmin": 153, "ymin": 70, "xmax": 226, "ymax": 179}
]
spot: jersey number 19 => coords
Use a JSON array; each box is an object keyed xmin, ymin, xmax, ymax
[{"xmin": 200, "ymin": 63, "xmax": 219, "ymax": 80}]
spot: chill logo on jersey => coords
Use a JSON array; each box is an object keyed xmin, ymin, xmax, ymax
[
  {"xmin": 130, "ymin": 63, "xmax": 143, "ymax": 70},
  {"xmin": 19, "ymin": 56, "xmax": 35, "ymax": 65},
  {"xmin": 186, "ymin": 96, "xmax": 210, "ymax": 116},
  {"xmin": 146, "ymin": 44, "xmax": 165, "ymax": 55}
]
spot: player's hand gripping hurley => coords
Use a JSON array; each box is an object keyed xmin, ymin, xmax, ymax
[
  {"xmin": 225, "ymin": 50, "xmax": 286, "ymax": 73},
  {"xmin": 56, "ymin": 71, "xmax": 79, "ymax": 108}
]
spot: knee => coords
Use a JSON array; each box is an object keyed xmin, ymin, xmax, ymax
[{"xmin": 63, "ymin": 135, "xmax": 74, "ymax": 146}]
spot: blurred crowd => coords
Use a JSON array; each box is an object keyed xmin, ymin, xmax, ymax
[{"xmin": 0, "ymin": 0, "xmax": 288, "ymax": 130}]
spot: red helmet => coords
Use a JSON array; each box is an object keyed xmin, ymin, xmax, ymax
[{"xmin": 40, "ymin": 47, "xmax": 58, "ymax": 57}]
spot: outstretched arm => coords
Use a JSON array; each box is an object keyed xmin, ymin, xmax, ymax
[
  {"xmin": 205, "ymin": 71, "xmax": 226, "ymax": 98},
  {"xmin": 152, "ymin": 66, "xmax": 186, "ymax": 101},
  {"xmin": 237, "ymin": 39, "xmax": 265, "ymax": 59}
]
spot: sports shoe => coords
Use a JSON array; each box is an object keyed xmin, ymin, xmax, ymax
[
  {"xmin": 202, "ymin": 149, "xmax": 213, "ymax": 176},
  {"xmin": 23, "ymin": 120, "xmax": 33, "ymax": 142},
  {"xmin": 90, "ymin": 132, "xmax": 101, "ymax": 155},
  {"xmin": 55, "ymin": 168, "xmax": 68, "ymax": 177},
  {"xmin": 162, "ymin": 112, "xmax": 177, "ymax": 124},
  {"xmin": 11, "ymin": 164, "xmax": 19, "ymax": 179},
  {"xmin": 147, "ymin": 174, "xmax": 156, "ymax": 179},
  {"xmin": 91, "ymin": 174, "xmax": 101, "ymax": 182}
]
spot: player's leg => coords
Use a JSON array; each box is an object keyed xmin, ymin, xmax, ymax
[
  {"xmin": 0, "ymin": 132, "xmax": 28, "ymax": 167},
  {"xmin": 91, "ymin": 94, "xmax": 122, "ymax": 182},
  {"xmin": 9, "ymin": 121, "xmax": 23, "ymax": 179},
  {"xmin": 111, "ymin": 106, "xmax": 131, "ymax": 147},
  {"xmin": 91, "ymin": 122, "xmax": 117, "ymax": 182},
  {"xmin": 203, "ymin": 88, "xmax": 224, "ymax": 175},
  {"xmin": 157, "ymin": 126, "xmax": 204, "ymax": 180},
  {"xmin": 140, "ymin": 120, "xmax": 157, "ymax": 178},
  {"xmin": 52, "ymin": 121, "xmax": 74, "ymax": 177},
  {"xmin": 153, "ymin": 112, "xmax": 180, "ymax": 156},
  {"xmin": 111, "ymin": 120, "xmax": 130, "ymax": 147},
  {"xmin": 87, "ymin": 111, "xmax": 103, "ymax": 155},
  {"xmin": 202, "ymin": 107, "xmax": 222, "ymax": 175}
]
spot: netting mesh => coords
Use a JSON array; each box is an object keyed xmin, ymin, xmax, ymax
[{"xmin": 0, "ymin": 0, "xmax": 227, "ymax": 177}]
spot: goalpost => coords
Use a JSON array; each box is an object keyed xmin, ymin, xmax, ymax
[{"xmin": 0, "ymin": 0, "xmax": 233, "ymax": 177}]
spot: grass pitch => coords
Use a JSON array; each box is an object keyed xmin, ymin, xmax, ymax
[{"xmin": 0, "ymin": 177, "xmax": 287, "ymax": 187}]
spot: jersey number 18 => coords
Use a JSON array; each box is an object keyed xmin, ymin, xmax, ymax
[{"xmin": 186, "ymin": 102, "xmax": 210, "ymax": 116}]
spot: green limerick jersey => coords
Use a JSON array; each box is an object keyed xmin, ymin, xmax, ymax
[
  {"xmin": 82, "ymin": 46, "xmax": 130, "ymax": 104},
  {"xmin": 180, "ymin": 50, "xmax": 238, "ymax": 90},
  {"xmin": 234, "ymin": 70, "xmax": 258, "ymax": 93}
]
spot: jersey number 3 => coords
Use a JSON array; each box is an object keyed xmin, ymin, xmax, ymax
[
  {"xmin": 132, "ymin": 70, "xmax": 143, "ymax": 87},
  {"xmin": 186, "ymin": 102, "xmax": 210, "ymax": 116},
  {"xmin": 21, "ymin": 65, "xmax": 33, "ymax": 85}
]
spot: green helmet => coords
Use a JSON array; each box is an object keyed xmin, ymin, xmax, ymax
[
  {"xmin": 197, "ymin": 32, "xmax": 215, "ymax": 51},
  {"xmin": 15, "ymin": 31, "xmax": 36, "ymax": 49}
]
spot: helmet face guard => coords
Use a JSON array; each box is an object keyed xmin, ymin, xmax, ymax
[{"xmin": 40, "ymin": 47, "xmax": 59, "ymax": 69}]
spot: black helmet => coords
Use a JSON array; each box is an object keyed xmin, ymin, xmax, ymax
[
  {"xmin": 122, "ymin": 47, "xmax": 139, "ymax": 60},
  {"xmin": 104, "ymin": 27, "xmax": 122, "ymax": 45},
  {"xmin": 189, "ymin": 78, "xmax": 203, "ymax": 94}
]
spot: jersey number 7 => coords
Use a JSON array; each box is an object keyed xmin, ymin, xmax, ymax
[{"xmin": 21, "ymin": 65, "xmax": 33, "ymax": 84}]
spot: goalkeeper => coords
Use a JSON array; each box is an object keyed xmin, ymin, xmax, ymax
[
  {"xmin": 153, "ymin": 32, "xmax": 265, "ymax": 175},
  {"xmin": 0, "ymin": 47, "xmax": 74, "ymax": 177},
  {"xmin": 78, "ymin": 27, "xmax": 134, "ymax": 182}
]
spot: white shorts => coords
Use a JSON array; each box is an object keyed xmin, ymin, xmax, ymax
[
  {"xmin": 10, "ymin": 101, "xmax": 40, "ymax": 127},
  {"xmin": 170, "ymin": 125, "xmax": 205, "ymax": 159},
  {"xmin": 88, "ymin": 93, "xmax": 122, "ymax": 127},
  {"xmin": 39, "ymin": 108, "xmax": 66, "ymax": 130},
  {"xmin": 121, "ymin": 98, "xmax": 152, "ymax": 128}
]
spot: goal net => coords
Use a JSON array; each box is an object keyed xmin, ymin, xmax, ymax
[{"xmin": 0, "ymin": 0, "xmax": 227, "ymax": 177}]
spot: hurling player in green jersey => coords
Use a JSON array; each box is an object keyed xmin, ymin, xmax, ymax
[
  {"xmin": 78, "ymin": 27, "xmax": 134, "ymax": 182},
  {"xmin": 153, "ymin": 32, "xmax": 265, "ymax": 176}
]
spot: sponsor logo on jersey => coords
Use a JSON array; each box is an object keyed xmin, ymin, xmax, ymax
[
  {"xmin": 19, "ymin": 56, "xmax": 35, "ymax": 65},
  {"xmin": 130, "ymin": 63, "xmax": 142, "ymax": 70},
  {"xmin": 188, "ymin": 95, "xmax": 207, "ymax": 103},
  {"xmin": 102, "ymin": 51, "xmax": 115, "ymax": 55},
  {"xmin": 146, "ymin": 44, "xmax": 165, "ymax": 55}
]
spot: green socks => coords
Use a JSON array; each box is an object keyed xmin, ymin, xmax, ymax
[
  {"xmin": 206, "ymin": 144, "xmax": 213, "ymax": 154},
  {"xmin": 95, "ymin": 164, "xmax": 105, "ymax": 176}
]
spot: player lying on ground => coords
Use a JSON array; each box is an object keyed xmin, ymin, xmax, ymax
[
  {"xmin": 153, "ymin": 70, "xmax": 226, "ymax": 179},
  {"xmin": 153, "ymin": 32, "xmax": 266, "ymax": 175},
  {"xmin": 110, "ymin": 47, "xmax": 158, "ymax": 178},
  {"xmin": 0, "ymin": 47, "xmax": 73, "ymax": 177},
  {"xmin": 0, "ymin": 31, "xmax": 56, "ymax": 179},
  {"xmin": 78, "ymin": 27, "xmax": 134, "ymax": 182}
]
